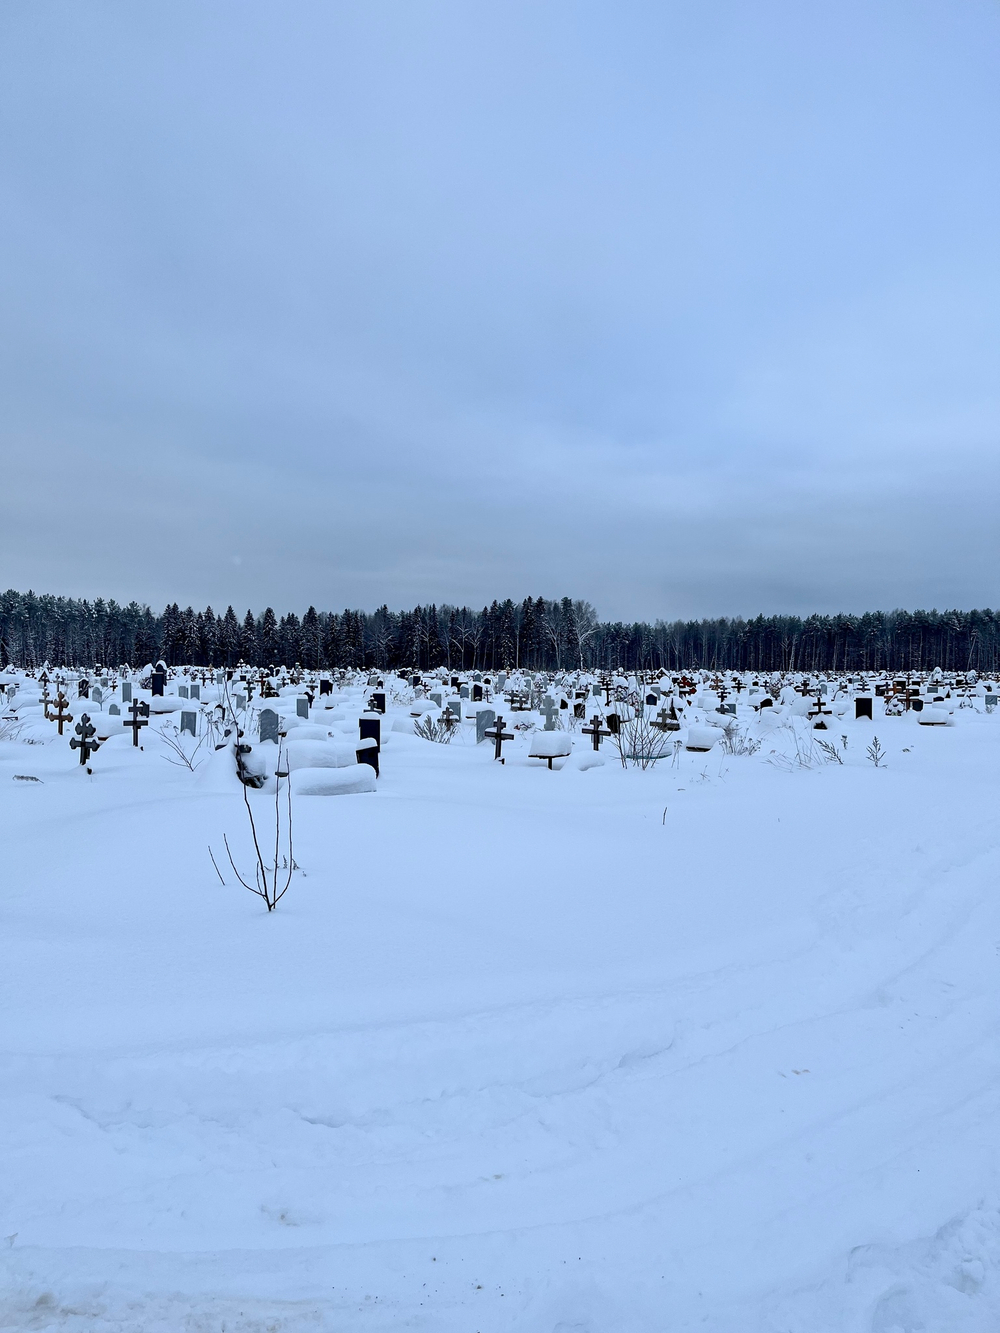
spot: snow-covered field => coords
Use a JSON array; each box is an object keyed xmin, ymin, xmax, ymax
[{"xmin": 2, "ymin": 671, "xmax": 999, "ymax": 1331}]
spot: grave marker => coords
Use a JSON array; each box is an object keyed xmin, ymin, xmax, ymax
[
  {"xmin": 582, "ymin": 715, "xmax": 611, "ymax": 750},
  {"xmin": 123, "ymin": 699, "xmax": 150, "ymax": 746},
  {"xmin": 180, "ymin": 711, "xmax": 197, "ymax": 737},
  {"xmin": 484, "ymin": 715, "xmax": 512, "ymax": 761},
  {"xmin": 475, "ymin": 708, "xmax": 496, "ymax": 745},
  {"xmin": 69, "ymin": 714, "xmax": 100, "ymax": 765},
  {"xmin": 259, "ymin": 708, "xmax": 280, "ymax": 743}
]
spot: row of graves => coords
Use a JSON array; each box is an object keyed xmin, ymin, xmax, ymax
[{"xmin": 3, "ymin": 660, "xmax": 997, "ymax": 786}]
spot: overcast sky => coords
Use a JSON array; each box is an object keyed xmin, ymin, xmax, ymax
[{"xmin": 1, "ymin": 1, "xmax": 997, "ymax": 622}]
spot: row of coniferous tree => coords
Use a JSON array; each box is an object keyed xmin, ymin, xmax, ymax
[{"xmin": 1, "ymin": 588, "xmax": 999, "ymax": 674}]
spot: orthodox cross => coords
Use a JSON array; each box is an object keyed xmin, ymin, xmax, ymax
[
  {"xmin": 123, "ymin": 698, "xmax": 150, "ymax": 746},
  {"xmin": 651, "ymin": 704, "xmax": 680, "ymax": 732},
  {"xmin": 484, "ymin": 715, "xmax": 513, "ymax": 761},
  {"xmin": 540, "ymin": 697, "xmax": 558, "ymax": 729},
  {"xmin": 582, "ymin": 714, "xmax": 611, "ymax": 751},
  {"xmin": 441, "ymin": 705, "xmax": 459, "ymax": 733},
  {"xmin": 47, "ymin": 692, "xmax": 73, "ymax": 735},
  {"xmin": 69, "ymin": 714, "xmax": 100, "ymax": 765}
]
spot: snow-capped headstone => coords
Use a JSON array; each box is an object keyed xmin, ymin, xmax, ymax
[
  {"xmin": 258, "ymin": 709, "xmax": 280, "ymax": 743},
  {"xmin": 296, "ymin": 697, "xmax": 309, "ymax": 719},
  {"xmin": 460, "ymin": 685, "xmax": 470, "ymax": 699},
  {"xmin": 359, "ymin": 714, "xmax": 381, "ymax": 751},
  {"xmin": 151, "ymin": 671, "xmax": 165, "ymax": 697}
]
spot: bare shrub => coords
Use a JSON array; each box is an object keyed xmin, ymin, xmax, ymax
[{"xmin": 413, "ymin": 714, "xmax": 455, "ymax": 744}]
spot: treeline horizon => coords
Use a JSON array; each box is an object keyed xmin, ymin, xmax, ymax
[{"xmin": 2, "ymin": 588, "xmax": 999, "ymax": 674}]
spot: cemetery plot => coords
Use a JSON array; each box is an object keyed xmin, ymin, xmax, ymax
[{"xmin": 0, "ymin": 659, "xmax": 998, "ymax": 1330}]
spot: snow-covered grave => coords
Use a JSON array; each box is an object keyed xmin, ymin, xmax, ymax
[{"xmin": 1, "ymin": 663, "xmax": 999, "ymax": 1328}]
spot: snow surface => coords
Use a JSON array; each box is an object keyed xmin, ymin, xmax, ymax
[{"xmin": 2, "ymin": 683, "xmax": 999, "ymax": 1330}]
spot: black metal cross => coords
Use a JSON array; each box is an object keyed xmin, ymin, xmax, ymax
[
  {"xmin": 123, "ymin": 698, "xmax": 150, "ymax": 746},
  {"xmin": 484, "ymin": 715, "xmax": 513, "ymax": 761},
  {"xmin": 70, "ymin": 714, "xmax": 100, "ymax": 765},
  {"xmin": 582, "ymin": 714, "xmax": 611, "ymax": 751}
]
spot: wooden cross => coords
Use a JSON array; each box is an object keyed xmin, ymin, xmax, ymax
[
  {"xmin": 123, "ymin": 698, "xmax": 150, "ymax": 746},
  {"xmin": 47, "ymin": 692, "xmax": 73, "ymax": 735},
  {"xmin": 582, "ymin": 715, "xmax": 611, "ymax": 751},
  {"xmin": 441, "ymin": 705, "xmax": 459, "ymax": 733},
  {"xmin": 484, "ymin": 715, "xmax": 513, "ymax": 761},
  {"xmin": 651, "ymin": 704, "xmax": 680, "ymax": 732},
  {"xmin": 69, "ymin": 714, "xmax": 101, "ymax": 765}
]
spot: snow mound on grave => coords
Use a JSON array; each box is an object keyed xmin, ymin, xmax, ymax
[
  {"xmin": 918, "ymin": 707, "xmax": 952, "ymax": 726},
  {"xmin": 284, "ymin": 738, "xmax": 357, "ymax": 770},
  {"xmin": 147, "ymin": 696, "xmax": 191, "ymax": 714},
  {"xmin": 289, "ymin": 764, "xmax": 376, "ymax": 795},
  {"xmin": 685, "ymin": 724, "xmax": 725, "ymax": 751}
]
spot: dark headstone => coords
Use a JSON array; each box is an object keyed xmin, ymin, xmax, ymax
[
  {"xmin": 78, "ymin": 679, "xmax": 90, "ymax": 699},
  {"xmin": 359, "ymin": 714, "xmax": 381, "ymax": 751},
  {"xmin": 319, "ymin": 679, "xmax": 333, "ymax": 696},
  {"xmin": 356, "ymin": 737, "xmax": 379, "ymax": 777},
  {"xmin": 855, "ymin": 697, "xmax": 873, "ymax": 720},
  {"xmin": 606, "ymin": 712, "xmax": 620, "ymax": 735},
  {"xmin": 472, "ymin": 684, "xmax": 483, "ymax": 702},
  {"xmin": 151, "ymin": 672, "xmax": 165, "ymax": 697},
  {"xmin": 370, "ymin": 692, "xmax": 386, "ymax": 714}
]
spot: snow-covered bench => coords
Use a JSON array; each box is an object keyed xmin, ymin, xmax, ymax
[{"xmin": 528, "ymin": 732, "xmax": 573, "ymax": 769}]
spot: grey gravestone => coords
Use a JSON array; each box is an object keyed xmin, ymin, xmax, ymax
[
  {"xmin": 259, "ymin": 708, "xmax": 280, "ymax": 743},
  {"xmin": 109, "ymin": 703, "xmax": 120, "ymax": 716},
  {"xmin": 473, "ymin": 672, "xmax": 482, "ymax": 683},
  {"xmin": 178, "ymin": 685, "xmax": 189, "ymax": 699},
  {"xmin": 122, "ymin": 682, "xmax": 132, "ymax": 703},
  {"xmin": 180, "ymin": 711, "xmax": 197, "ymax": 737},
  {"xmin": 190, "ymin": 683, "xmax": 201, "ymax": 700},
  {"xmin": 541, "ymin": 697, "xmax": 558, "ymax": 730},
  {"xmin": 215, "ymin": 672, "xmax": 225, "ymax": 684},
  {"xmin": 447, "ymin": 697, "xmax": 462, "ymax": 719},
  {"xmin": 497, "ymin": 673, "xmax": 507, "ymax": 689},
  {"xmin": 235, "ymin": 694, "xmax": 247, "ymax": 711},
  {"xmin": 476, "ymin": 708, "xmax": 496, "ymax": 744},
  {"xmin": 460, "ymin": 685, "xmax": 470, "ymax": 699},
  {"xmin": 429, "ymin": 692, "xmax": 443, "ymax": 708},
  {"xmin": 296, "ymin": 697, "xmax": 309, "ymax": 719},
  {"xmin": 92, "ymin": 686, "xmax": 103, "ymax": 706}
]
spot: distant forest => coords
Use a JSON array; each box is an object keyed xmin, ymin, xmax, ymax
[{"xmin": 1, "ymin": 589, "xmax": 999, "ymax": 674}]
